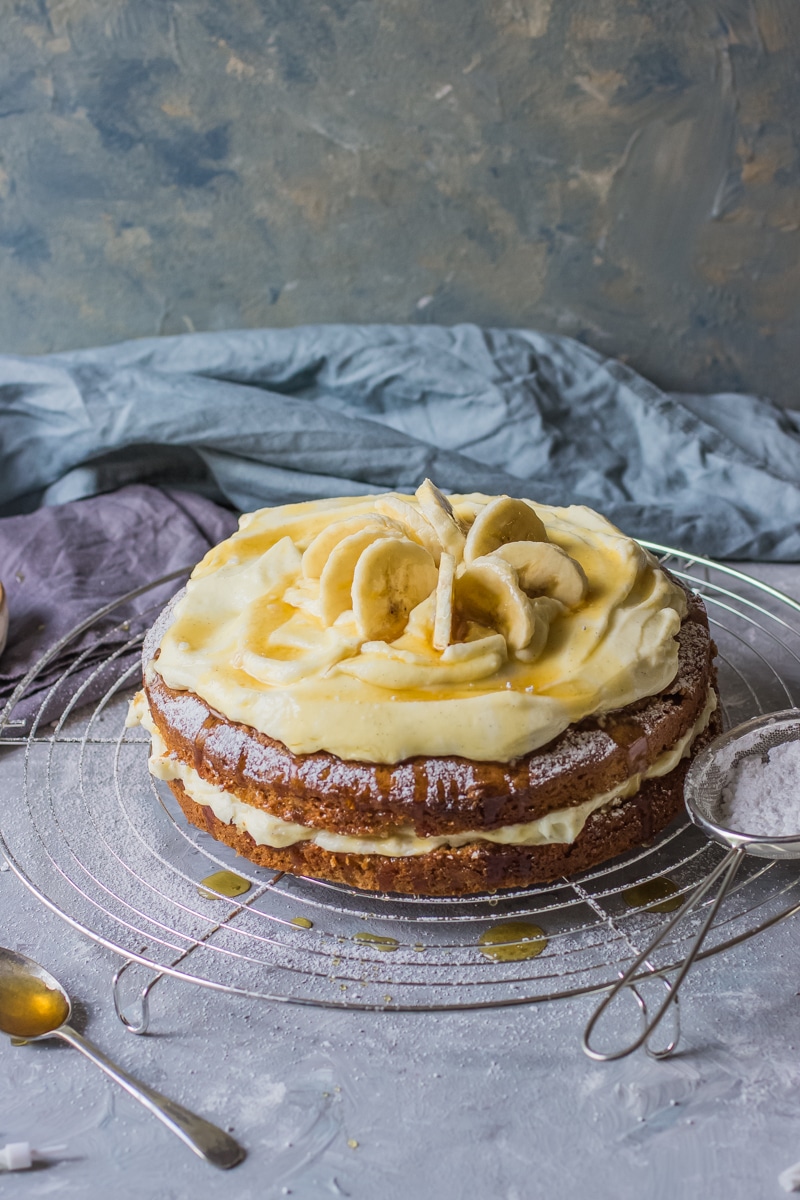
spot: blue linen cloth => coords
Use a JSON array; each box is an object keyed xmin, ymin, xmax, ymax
[{"xmin": 3, "ymin": 323, "xmax": 800, "ymax": 560}]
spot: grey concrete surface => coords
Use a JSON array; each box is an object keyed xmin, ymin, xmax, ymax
[{"xmin": 1, "ymin": 561, "xmax": 800, "ymax": 1199}]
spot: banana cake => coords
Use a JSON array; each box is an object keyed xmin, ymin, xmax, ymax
[{"xmin": 130, "ymin": 484, "xmax": 720, "ymax": 896}]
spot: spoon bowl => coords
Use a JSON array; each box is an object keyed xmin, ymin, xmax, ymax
[
  {"xmin": 0, "ymin": 946, "xmax": 244, "ymax": 1168},
  {"xmin": 0, "ymin": 949, "xmax": 72, "ymax": 1039}
]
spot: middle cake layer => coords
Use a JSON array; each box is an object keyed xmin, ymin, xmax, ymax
[{"xmin": 144, "ymin": 687, "xmax": 716, "ymax": 856}]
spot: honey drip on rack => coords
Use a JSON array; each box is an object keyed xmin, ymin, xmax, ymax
[
  {"xmin": 478, "ymin": 921, "xmax": 548, "ymax": 962},
  {"xmin": 197, "ymin": 870, "xmax": 251, "ymax": 900},
  {"xmin": 0, "ymin": 975, "xmax": 70, "ymax": 1039},
  {"xmin": 290, "ymin": 916, "xmax": 313, "ymax": 929},
  {"xmin": 352, "ymin": 932, "xmax": 399, "ymax": 953},
  {"xmin": 622, "ymin": 877, "xmax": 681, "ymax": 913}
]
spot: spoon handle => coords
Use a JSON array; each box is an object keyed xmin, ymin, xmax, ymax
[{"xmin": 54, "ymin": 1024, "xmax": 244, "ymax": 1169}]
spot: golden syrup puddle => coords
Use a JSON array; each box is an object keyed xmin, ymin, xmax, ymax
[
  {"xmin": 478, "ymin": 921, "xmax": 548, "ymax": 962},
  {"xmin": 290, "ymin": 916, "xmax": 314, "ymax": 929},
  {"xmin": 0, "ymin": 975, "xmax": 70, "ymax": 1040},
  {"xmin": 622, "ymin": 877, "xmax": 681, "ymax": 914},
  {"xmin": 197, "ymin": 870, "xmax": 252, "ymax": 900},
  {"xmin": 352, "ymin": 932, "xmax": 399, "ymax": 953}
]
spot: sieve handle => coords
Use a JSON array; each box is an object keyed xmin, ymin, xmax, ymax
[{"xmin": 583, "ymin": 846, "xmax": 746, "ymax": 1061}]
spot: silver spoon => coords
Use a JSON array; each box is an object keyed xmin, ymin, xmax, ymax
[{"xmin": 0, "ymin": 947, "xmax": 244, "ymax": 1169}]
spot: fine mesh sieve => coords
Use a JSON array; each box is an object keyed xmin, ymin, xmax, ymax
[{"xmin": 583, "ymin": 708, "xmax": 800, "ymax": 1061}]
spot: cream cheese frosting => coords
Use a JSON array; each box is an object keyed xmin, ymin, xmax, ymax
[
  {"xmin": 152, "ymin": 492, "xmax": 688, "ymax": 764},
  {"xmin": 138, "ymin": 688, "xmax": 717, "ymax": 857}
]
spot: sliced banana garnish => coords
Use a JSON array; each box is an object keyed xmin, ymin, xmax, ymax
[
  {"xmin": 303, "ymin": 515, "xmax": 400, "ymax": 579},
  {"xmin": 373, "ymin": 494, "xmax": 443, "ymax": 564},
  {"xmin": 404, "ymin": 592, "xmax": 436, "ymax": 642},
  {"xmin": 513, "ymin": 596, "xmax": 564, "ymax": 662},
  {"xmin": 415, "ymin": 479, "xmax": 467, "ymax": 560},
  {"xmin": 455, "ymin": 556, "xmax": 536, "ymax": 651},
  {"xmin": 213, "ymin": 491, "xmax": 590, "ymax": 693},
  {"xmin": 351, "ymin": 537, "xmax": 438, "ymax": 642},
  {"xmin": 464, "ymin": 496, "xmax": 548, "ymax": 563},
  {"xmin": 432, "ymin": 552, "xmax": 456, "ymax": 651},
  {"xmin": 318, "ymin": 527, "xmax": 401, "ymax": 625},
  {"xmin": 493, "ymin": 540, "xmax": 588, "ymax": 609}
]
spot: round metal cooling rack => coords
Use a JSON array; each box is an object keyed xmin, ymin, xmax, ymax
[{"xmin": 2, "ymin": 547, "xmax": 800, "ymax": 1018}]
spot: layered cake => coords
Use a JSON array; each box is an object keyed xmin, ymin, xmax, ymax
[{"xmin": 130, "ymin": 483, "xmax": 720, "ymax": 895}]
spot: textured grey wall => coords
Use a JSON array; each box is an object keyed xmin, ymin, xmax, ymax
[{"xmin": 2, "ymin": 0, "xmax": 799, "ymax": 404}]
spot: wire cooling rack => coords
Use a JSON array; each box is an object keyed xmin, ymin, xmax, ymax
[{"xmin": 2, "ymin": 547, "xmax": 800, "ymax": 1017}]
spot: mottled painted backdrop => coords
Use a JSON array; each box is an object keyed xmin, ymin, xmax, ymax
[{"xmin": 2, "ymin": 0, "xmax": 799, "ymax": 404}]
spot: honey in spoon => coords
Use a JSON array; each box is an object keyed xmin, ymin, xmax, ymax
[
  {"xmin": 0, "ymin": 947, "xmax": 245, "ymax": 1167},
  {"xmin": 0, "ymin": 972, "xmax": 70, "ymax": 1040}
]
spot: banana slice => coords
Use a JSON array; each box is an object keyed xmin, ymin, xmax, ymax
[
  {"xmin": 432, "ymin": 552, "xmax": 456, "ymax": 651},
  {"xmin": 513, "ymin": 596, "xmax": 564, "ymax": 662},
  {"xmin": 404, "ymin": 592, "xmax": 436, "ymax": 642},
  {"xmin": 318, "ymin": 527, "xmax": 400, "ymax": 625},
  {"xmin": 463, "ymin": 496, "xmax": 548, "ymax": 563},
  {"xmin": 415, "ymin": 479, "xmax": 467, "ymax": 560},
  {"xmin": 455, "ymin": 557, "xmax": 536, "ymax": 651},
  {"xmin": 373, "ymin": 494, "xmax": 443, "ymax": 564},
  {"xmin": 493, "ymin": 541, "xmax": 588, "ymax": 608},
  {"xmin": 351, "ymin": 537, "xmax": 438, "ymax": 641},
  {"xmin": 303, "ymin": 515, "xmax": 400, "ymax": 579}
]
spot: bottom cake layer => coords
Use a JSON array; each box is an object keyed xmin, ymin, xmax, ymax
[{"xmin": 168, "ymin": 711, "xmax": 720, "ymax": 896}]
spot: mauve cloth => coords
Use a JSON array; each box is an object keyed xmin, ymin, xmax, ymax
[
  {"xmin": 2, "ymin": 324, "xmax": 800, "ymax": 559},
  {"xmin": 0, "ymin": 486, "xmax": 237, "ymax": 731}
]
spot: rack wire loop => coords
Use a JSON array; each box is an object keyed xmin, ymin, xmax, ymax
[{"xmin": 112, "ymin": 958, "xmax": 162, "ymax": 1036}]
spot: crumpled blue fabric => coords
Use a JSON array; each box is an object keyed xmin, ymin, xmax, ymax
[{"xmin": 3, "ymin": 323, "xmax": 800, "ymax": 559}]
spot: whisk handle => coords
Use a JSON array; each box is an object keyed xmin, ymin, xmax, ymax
[{"xmin": 582, "ymin": 846, "xmax": 746, "ymax": 1061}]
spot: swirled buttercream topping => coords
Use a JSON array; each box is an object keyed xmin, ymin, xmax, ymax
[{"xmin": 153, "ymin": 487, "xmax": 687, "ymax": 763}]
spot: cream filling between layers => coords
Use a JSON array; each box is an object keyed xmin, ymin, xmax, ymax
[
  {"xmin": 138, "ymin": 688, "xmax": 717, "ymax": 859},
  {"xmin": 153, "ymin": 494, "xmax": 689, "ymax": 764}
]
